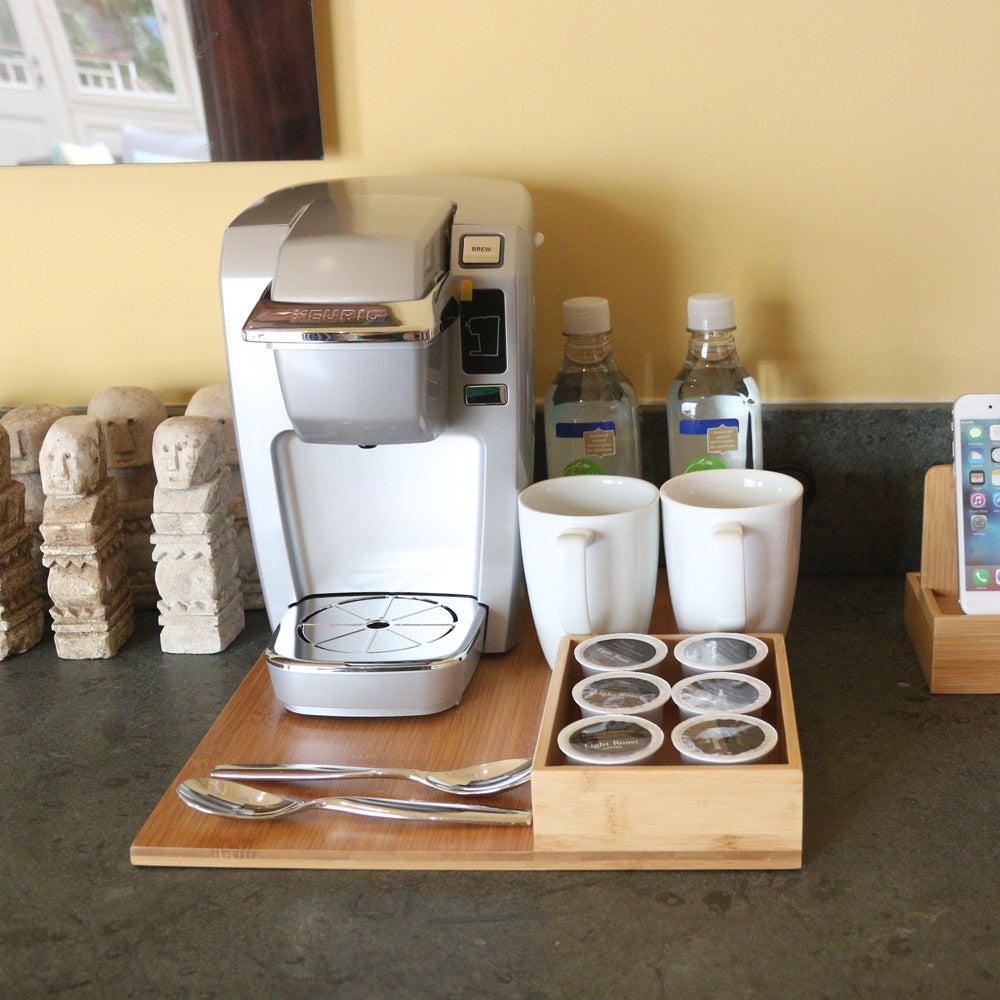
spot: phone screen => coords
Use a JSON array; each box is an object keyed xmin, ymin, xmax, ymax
[{"xmin": 957, "ymin": 417, "xmax": 1000, "ymax": 591}]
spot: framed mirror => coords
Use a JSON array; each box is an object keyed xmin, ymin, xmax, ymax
[{"xmin": 0, "ymin": 0, "xmax": 323, "ymax": 164}]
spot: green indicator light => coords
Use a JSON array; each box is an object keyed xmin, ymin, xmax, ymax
[{"xmin": 464, "ymin": 385, "xmax": 507, "ymax": 405}]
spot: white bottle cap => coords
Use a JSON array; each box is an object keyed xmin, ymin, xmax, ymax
[
  {"xmin": 563, "ymin": 296, "xmax": 611, "ymax": 336},
  {"xmin": 687, "ymin": 293, "xmax": 736, "ymax": 332}
]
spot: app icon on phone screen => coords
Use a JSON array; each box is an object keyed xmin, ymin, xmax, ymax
[{"xmin": 973, "ymin": 568, "xmax": 991, "ymax": 587}]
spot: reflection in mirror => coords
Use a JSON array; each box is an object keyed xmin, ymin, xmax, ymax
[{"xmin": 0, "ymin": 0, "xmax": 322, "ymax": 164}]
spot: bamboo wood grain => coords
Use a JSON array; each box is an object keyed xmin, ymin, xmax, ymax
[
  {"xmin": 531, "ymin": 634, "xmax": 801, "ymax": 866},
  {"xmin": 130, "ymin": 640, "xmax": 545, "ymax": 868},
  {"xmin": 132, "ymin": 574, "xmax": 803, "ymax": 870},
  {"xmin": 904, "ymin": 465, "xmax": 1000, "ymax": 693},
  {"xmin": 921, "ymin": 464, "xmax": 958, "ymax": 595}
]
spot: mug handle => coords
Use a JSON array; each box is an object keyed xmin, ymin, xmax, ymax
[
  {"xmin": 553, "ymin": 529, "xmax": 594, "ymax": 636},
  {"xmin": 713, "ymin": 522, "xmax": 747, "ymax": 631}
]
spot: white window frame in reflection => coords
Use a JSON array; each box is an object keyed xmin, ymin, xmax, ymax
[{"xmin": 0, "ymin": 0, "xmax": 205, "ymax": 164}]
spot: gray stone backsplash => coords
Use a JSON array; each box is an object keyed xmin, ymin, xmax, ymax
[
  {"xmin": 534, "ymin": 403, "xmax": 953, "ymax": 577},
  {"xmin": 4, "ymin": 402, "xmax": 952, "ymax": 579}
]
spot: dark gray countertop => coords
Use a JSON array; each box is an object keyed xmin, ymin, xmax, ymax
[{"xmin": 3, "ymin": 576, "xmax": 999, "ymax": 999}]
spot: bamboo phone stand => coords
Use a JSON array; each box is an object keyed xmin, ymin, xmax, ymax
[{"xmin": 904, "ymin": 465, "xmax": 1000, "ymax": 692}]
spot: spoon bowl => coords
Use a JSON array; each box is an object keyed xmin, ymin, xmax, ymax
[{"xmin": 209, "ymin": 756, "xmax": 533, "ymax": 795}]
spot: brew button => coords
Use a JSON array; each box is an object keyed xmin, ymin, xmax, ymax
[{"xmin": 460, "ymin": 234, "xmax": 503, "ymax": 266}]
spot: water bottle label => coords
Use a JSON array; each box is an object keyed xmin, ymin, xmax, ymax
[
  {"xmin": 555, "ymin": 421, "xmax": 617, "ymax": 459},
  {"xmin": 678, "ymin": 418, "xmax": 739, "ymax": 454}
]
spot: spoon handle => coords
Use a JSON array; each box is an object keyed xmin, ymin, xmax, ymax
[
  {"xmin": 316, "ymin": 795, "xmax": 532, "ymax": 826},
  {"xmin": 211, "ymin": 763, "xmax": 414, "ymax": 782}
]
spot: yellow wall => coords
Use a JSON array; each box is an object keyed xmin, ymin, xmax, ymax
[{"xmin": 3, "ymin": 0, "xmax": 1000, "ymax": 407}]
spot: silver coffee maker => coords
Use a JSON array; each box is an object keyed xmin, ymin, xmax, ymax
[{"xmin": 220, "ymin": 177, "xmax": 538, "ymax": 716}]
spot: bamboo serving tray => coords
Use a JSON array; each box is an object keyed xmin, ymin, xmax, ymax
[
  {"xmin": 132, "ymin": 580, "xmax": 803, "ymax": 870},
  {"xmin": 130, "ymin": 638, "xmax": 545, "ymax": 870}
]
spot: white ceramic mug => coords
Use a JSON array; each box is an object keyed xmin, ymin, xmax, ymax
[
  {"xmin": 518, "ymin": 476, "xmax": 661, "ymax": 668},
  {"xmin": 659, "ymin": 469, "xmax": 803, "ymax": 634}
]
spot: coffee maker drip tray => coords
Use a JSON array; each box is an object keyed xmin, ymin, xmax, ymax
[{"xmin": 265, "ymin": 593, "xmax": 488, "ymax": 717}]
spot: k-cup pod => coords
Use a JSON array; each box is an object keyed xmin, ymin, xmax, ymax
[
  {"xmin": 671, "ymin": 672, "xmax": 771, "ymax": 719},
  {"xmin": 571, "ymin": 671, "xmax": 672, "ymax": 724},
  {"xmin": 673, "ymin": 632, "xmax": 768, "ymax": 678},
  {"xmin": 671, "ymin": 713, "xmax": 779, "ymax": 765},
  {"xmin": 574, "ymin": 633, "xmax": 669, "ymax": 677},
  {"xmin": 557, "ymin": 714, "xmax": 664, "ymax": 765}
]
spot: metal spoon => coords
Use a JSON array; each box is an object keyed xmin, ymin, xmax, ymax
[
  {"xmin": 209, "ymin": 756, "xmax": 532, "ymax": 796},
  {"xmin": 178, "ymin": 777, "xmax": 532, "ymax": 826}
]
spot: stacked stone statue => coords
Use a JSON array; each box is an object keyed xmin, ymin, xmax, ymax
[
  {"xmin": 39, "ymin": 416, "xmax": 134, "ymax": 659},
  {"xmin": 87, "ymin": 387, "xmax": 167, "ymax": 610},
  {"xmin": 0, "ymin": 403, "xmax": 70, "ymax": 590},
  {"xmin": 0, "ymin": 424, "xmax": 46, "ymax": 660},
  {"xmin": 151, "ymin": 416, "xmax": 244, "ymax": 653},
  {"xmin": 185, "ymin": 384, "xmax": 263, "ymax": 609}
]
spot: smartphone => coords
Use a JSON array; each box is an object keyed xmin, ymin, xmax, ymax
[{"xmin": 953, "ymin": 393, "xmax": 1000, "ymax": 614}]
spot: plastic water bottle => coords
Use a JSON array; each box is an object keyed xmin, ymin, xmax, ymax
[
  {"xmin": 666, "ymin": 293, "xmax": 762, "ymax": 477},
  {"xmin": 543, "ymin": 297, "xmax": 641, "ymax": 478}
]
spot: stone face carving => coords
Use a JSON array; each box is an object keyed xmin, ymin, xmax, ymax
[
  {"xmin": 0, "ymin": 403, "xmax": 71, "ymax": 588},
  {"xmin": 39, "ymin": 415, "xmax": 134, "ymax": 659},
  {"xmin": 0, "ymin": 424, "xmax": 46, "ymax": 660},
  {"xmin": 185, "ymin": 384, "xmax": 263, "ymax": 610},
  {"xmin": 151, "ymin": 416, "xmax": 244, "ymax": 653},
  {"xmin": 87, "ymin": 386, "xmax": 167, "ymax": 610}
]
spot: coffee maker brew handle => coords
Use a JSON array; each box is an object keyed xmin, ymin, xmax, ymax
[
  {"xmin": 712, "ymin": 522, "xmax": 747, "ymax": 631},
  {"xmin": 553, "ymin": 529, "xmax": 595, "ymax": 637}
]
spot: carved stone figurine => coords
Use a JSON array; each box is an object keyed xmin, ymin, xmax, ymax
[
  {"xmin": 87, "ymin": 386, "xmax": 167, "ymax": 609},
  {"xmin": 0, "ymin": 403, "xmax": 70, "ymax": 588},
  {"xmin": 185, "ymin": 384, "xmax": 263, "ymax": 609},
  {"xmin": 151, "ymin": 416, "xmax": 244, "ymax": 653},
  {"xmin": 0, "ymin": 424, "xmax": 46, "ymax": 660},
  {"xmin": 39, "ymin": 415, "xmax": 134, "ymax": 659}
]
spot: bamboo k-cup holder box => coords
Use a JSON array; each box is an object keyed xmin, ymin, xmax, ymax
[
  {"xmin": 905, "ymin": 464, "xmax": 1000, "ymax": 693},
  {"xmin": 530, "ymin": 634, "xmax": 803, "ymax": 869}
]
